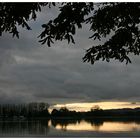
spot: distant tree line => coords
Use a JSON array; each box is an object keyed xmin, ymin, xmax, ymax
[
  {"xmin": 0, "ymin": 102, "xmax": 50, "ymax": 118},
  {"xmin": 1, "ymin": 103, "xmax": 140, "ymax": 119},
  {"xmin": 51, "ymin": 106, "xmax": 140, "ymax": 119}
]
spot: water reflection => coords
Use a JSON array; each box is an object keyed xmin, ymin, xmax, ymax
[
  {"xmin": 0, "ymin": 119, "xmax": 50, "ymax": 137},
  {"xmin": 51, "ymin": 119, "xmax": 80, "ymax": 131},
  {"xmin": 52, "ymin": 119, "xmax": 140, "ymax": 132},
  {"xmin": 0, "ymin": 119, "xmax": 140, "ymax": 137}
]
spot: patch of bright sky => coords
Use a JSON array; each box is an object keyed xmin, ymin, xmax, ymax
[{"xmin": 51, "ymin": 101, "xmax": 140, "ymax": 112}]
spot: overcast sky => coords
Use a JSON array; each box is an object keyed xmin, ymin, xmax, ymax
[{"xmin": 0, "ymin": 5, "xmax": 140, "ymax": 107}]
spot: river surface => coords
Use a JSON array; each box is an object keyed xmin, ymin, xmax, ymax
[{"xmin": 0, "ymin": 119, "xmax": 140, "ymax": 137}]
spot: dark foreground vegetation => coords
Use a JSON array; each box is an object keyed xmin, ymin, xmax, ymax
[
  {"xmin": 1, "ymin": 3, "xmax": 140, "ymax": 65},
  {"xmin": 0, "ymin": 103, "xmax": 140, "ymax": 120}
]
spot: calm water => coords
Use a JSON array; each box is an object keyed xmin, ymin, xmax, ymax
[{"xmin": 1, "ymin": 119, "xmax": 140, "ymax": 137}]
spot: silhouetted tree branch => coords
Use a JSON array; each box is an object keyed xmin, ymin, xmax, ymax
[
  {"xmin": 1, "ymin": 3, "xmax": 140, "ymax": 64},
  {"xmin": 0, "ymin": 3, "xmax": 52, "ymax": 37}
]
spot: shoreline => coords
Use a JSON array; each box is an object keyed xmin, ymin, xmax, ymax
[{"xmin": 0, "ymin": 115, "xmax": 140, "ymax": 121}]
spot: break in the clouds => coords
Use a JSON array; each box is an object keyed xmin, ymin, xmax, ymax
[{"xmin": 0, "ymin": 6, "xmax": 140, "ymax": 106}]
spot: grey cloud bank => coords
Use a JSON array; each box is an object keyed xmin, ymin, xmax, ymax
[{"xmin": 0, "ymin": 7, "xmax": 140, "ymax": 106}]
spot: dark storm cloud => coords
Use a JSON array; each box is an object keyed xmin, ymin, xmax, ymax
[{"xmin": 0, "ymin": 5, "xmax": 140, "ymax": 105}]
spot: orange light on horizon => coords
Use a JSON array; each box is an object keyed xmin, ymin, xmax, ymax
[{"xmin": 52, "ymin": 101, "xmax": 140, "ymax": 112}]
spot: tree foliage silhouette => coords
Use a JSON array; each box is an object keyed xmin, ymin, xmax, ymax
[{"xmin": 1, "ymin": 2, "xmax": 140, "ymax": 64}]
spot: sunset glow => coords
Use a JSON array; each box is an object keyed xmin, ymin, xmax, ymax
[{"xmin": 52, "ymin": 101, "xmax": 140, "ymax": 112}]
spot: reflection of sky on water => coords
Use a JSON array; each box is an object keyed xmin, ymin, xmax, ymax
[
  {"xmin": 55, "ymin": 120, "xmax": 140, "ymax": 132},
  {"xmin": 0, "ymin": 119, "xmax": 140, "ymax": 137}
]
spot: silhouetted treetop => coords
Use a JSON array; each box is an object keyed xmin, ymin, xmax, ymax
[
  {"xmin": 1, "ymin": 2, "xmax": 140, "ymax": 64},
  {"xmin": 39, "ymin": 3, "xmax": 94, "ymax": 46},
  {"xmin": 0, "ymin": 3, "xmax": 52, "ymax": 37}
]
